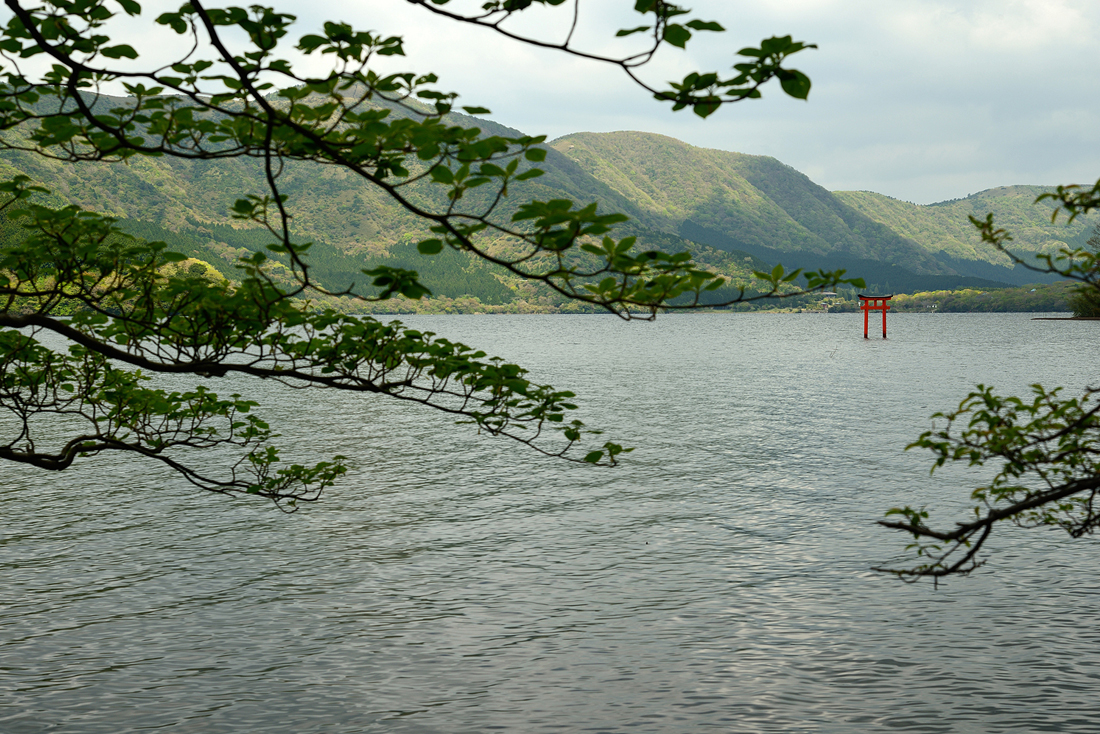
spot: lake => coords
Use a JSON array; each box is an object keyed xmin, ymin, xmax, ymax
[{"xmin": 3, "ymin": 312, "xmax": 1099, "ymax": 733}]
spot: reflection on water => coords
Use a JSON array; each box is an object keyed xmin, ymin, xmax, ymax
[{"xmin": 3, "ymin": 313, "xmax": 1099, "ymax": 733}]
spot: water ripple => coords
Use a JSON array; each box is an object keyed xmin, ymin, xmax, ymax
[{"xmin": 3, "ymin": 313, "xmax": 1098, "ymax": 733}]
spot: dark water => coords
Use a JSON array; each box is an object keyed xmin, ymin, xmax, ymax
[{"xmin": 3, "ymin": 313, "xmax": 1099, "ymax": 733}]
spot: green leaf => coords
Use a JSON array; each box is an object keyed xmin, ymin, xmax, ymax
[
  {"xmin": 429, "ymin": 166, "xmax": 454, "ymax": 184},
  {"xmin": 616, "ymin": 25, "xmax": 650, "ymax": 37},
  {"xmin": 100, "ymin": 44, "xmax": 139, "ymax": 59},
  {"xmin": 663, "ymin": 24, "xmax": 691, "ymax": 48},
  {"xmin": 779, "ymin": 70, "xmax": 811, "ymax": 100},
  {"xmin": 417, "ymin": 239, "xmax": 444, "ymax": 255},
  {"xmin": 693, "ymin": 100, "xmax": 719, "ymax": 118},
  {"xmin": 685, "ymin": 20, "xmax": 724, "ymax": 32},
  {"xmin": 155, "ymin": 12, "xmax": 188, "ymax": 34}
]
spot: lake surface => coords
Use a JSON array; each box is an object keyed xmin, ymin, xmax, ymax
[{"xmin": 3, "ymin": 312, "xmax": 1100, "ymax": 733}]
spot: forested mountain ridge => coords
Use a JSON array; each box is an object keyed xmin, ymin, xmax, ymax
[
  {"xmin": 834, "ymin": 186, "xmax": 1093, "ymax": 264},
  {"xmin": 0, "ymin": 97, "xmax": 1089, "ymax": 301},
  {"xmin": 0, "ymin": 97, "xmax": 764, "ymax": 308},
  {"xmin": 0, "ymin": 94, "xmax": 652, "ymax": 254},
  {"xmin": 550, "ymin": 131, "xmax": 1092, "ymax": 289},
  {"xmin": 551, "ymin": 131, "xmax": 948, "ymax": 272}
]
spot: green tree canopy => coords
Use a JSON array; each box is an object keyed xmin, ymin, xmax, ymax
[
  {"xmin": 877, "ymin": 190, "xmax": 1100, "ymax": 580},
  {"xmin": 0, "ymin": 0, "xmax": 848, "ymax": 507},
  {"xmin": 1066, "ymin": 224, "xmax": 1100, "ymax": 318}
]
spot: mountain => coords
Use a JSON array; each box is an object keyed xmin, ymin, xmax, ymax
[
  {"xmin": 552, "ymin": 132, "xmax": 945, "ymax": 269},
  {"xmin": 0, "ymin": 101, "xmax": 1090, "ymax": 302},
  {"xmin": 834, "ymin": 187, "xmax": 1092, "ymax": 284},
  {"xmin": 550, "ymin": 131, "xmax": 1092, "ymax": 290}
]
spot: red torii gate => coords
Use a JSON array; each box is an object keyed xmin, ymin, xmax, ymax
[{"xmin": 858, "ymin": 294, "xmax": 893, "ymax": 339}]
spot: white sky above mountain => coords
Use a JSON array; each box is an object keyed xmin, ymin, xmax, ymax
[
  {"xmin": 283, "ymin": 0, "xmax": 1100, "ymax": 205},
  {"xmin": 13, "ymin": 1, "xmax": 1100, "ymax": 204}
]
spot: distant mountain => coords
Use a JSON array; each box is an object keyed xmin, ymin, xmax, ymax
[
  {"xmin": 834, "ymin": 187, "xmax": 1092, "ymax": 285},
  {"xmin": 551, "ymin": 131, "xmax": 1091, "ymax": 291},
  {"xmin": 0, "ymin": 101, "xmax": 1090, "ymax": 301},
  {"xmin": 552, "ymin": 132, "xmax": 946, "ymax": 269}
]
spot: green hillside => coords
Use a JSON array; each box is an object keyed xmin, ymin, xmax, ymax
[
  {"xmin": 0, "ymin": 94, "xmax": 660, "ymax": 257},
  {"xmin": 835, "ymin": 188, "xmax": 1093, "ymax": 270},
  {"xmin": 1, "ymin": 97, "xmax": 1090, "ymax": 305},
  {"xmin": 551, "ymin": 131, "xmax": 1090, "ymax": 290},
  {"xmin": 551, "ymin": 132, "xmax": 947, "ymax": 272}
]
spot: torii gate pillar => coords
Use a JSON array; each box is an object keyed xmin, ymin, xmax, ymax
[{"xmin": 858, "ymin": 294, "xmax": 893, "ymax": 339}]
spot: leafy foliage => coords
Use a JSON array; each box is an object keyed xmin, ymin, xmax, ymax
[
  {"xmin": 878, "ymin": 183, "xmax": 1100, "ymax": 580},
  {"xmin": 1067, "ymin": 224, "xmax": 1100, "ymax": 318},
  {"xmin": 410, "ymin": 1, "xmax": 815, "ymax": 118},
  {"xmin": 0, "ymin": 1, "xmax": 857, "ymax": 503},
  {"xmin": 877, "ymin": 385, "xmax": 1100, "ymax": 581},
  {"xmin": 1067, "ymin": 283, "xmax": 1100, "ymax": 318}
]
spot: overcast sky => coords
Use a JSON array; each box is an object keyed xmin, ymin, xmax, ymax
[
  {"xmin": 17, "ymin": 1, "xmax": 1100, "ymax": 204},
  {"xmin": 271, "ymin": 0, "xmax": 1099, "ymax": 205}
]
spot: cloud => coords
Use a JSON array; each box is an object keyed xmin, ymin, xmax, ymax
[{"xmin": 4, "ymin": 0, "xmax": 1098, "ymax": 204}]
